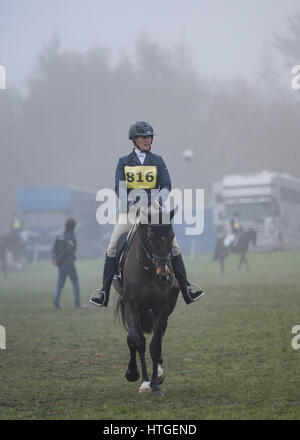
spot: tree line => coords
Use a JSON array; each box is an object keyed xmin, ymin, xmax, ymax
[{"xmin": 1, "ymin": 19, "xmax": 300, "ymax": 232}]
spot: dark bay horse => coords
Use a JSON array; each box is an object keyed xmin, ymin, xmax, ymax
[
  {"xmin": 213, "ymin": 228, "xmax": 257, "ymax": 274},
  {"xmin": 0, "ymin": 231, "xmax": 26, "ymax": 278},
  {"xmin": 113, "ymin": 208, "xmax": 180, "ymax": 397}
]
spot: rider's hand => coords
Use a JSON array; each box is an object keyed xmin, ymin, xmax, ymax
[
  {"xmin": 128, "ymin": 201, "xmax": 140, "ymax": 223},
  {"xmin": 128, "ymin": 201, "xmax": 137, "ymax": 211},
  {"xmin": 151, "ymin": 200, "xmax": 161, "ymax": 210},
  {"xmin": 128, "ymin": 201, "xmax": 140, "ymax": 214}
]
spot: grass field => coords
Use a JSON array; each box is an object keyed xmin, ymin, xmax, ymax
[{"xmin": 0, "ymin": 251, "xmax": 300, "ymax": 420}]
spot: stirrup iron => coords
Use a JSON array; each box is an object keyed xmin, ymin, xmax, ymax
[
  {"xmin": 89, "ymin": 288, "xmax": 107, "ymax": 307},
  {"xmin": 187, "ymin": 283, "xmax": 205, "ymax": 302}
]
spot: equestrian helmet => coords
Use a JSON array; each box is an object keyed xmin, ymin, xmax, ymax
[{"xmin": 128, "ymin": 121, "xmax": 155, "ymax": 140}]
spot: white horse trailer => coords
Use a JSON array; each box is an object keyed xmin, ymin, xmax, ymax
[{"xmin": 212, "ymin": 171, "xmax": 300, "ymax": 251}]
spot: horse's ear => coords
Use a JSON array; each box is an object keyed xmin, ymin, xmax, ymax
[{"xmin": 169, "ymin": 206, "xmax": 178, "ymax": 221}]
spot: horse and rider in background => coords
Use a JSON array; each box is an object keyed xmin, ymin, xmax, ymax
[
  {"xmin": 0, "ymin": 214, "xmax": 26, "ymax": 278},
  {"xmin": 213, "ymin": 212, "xmax": 257, "ymax": 274}
]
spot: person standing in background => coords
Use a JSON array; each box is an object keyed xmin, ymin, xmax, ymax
[{"xmin": 52, "ymin": 219, "xmax": 86, "ymax": 309}]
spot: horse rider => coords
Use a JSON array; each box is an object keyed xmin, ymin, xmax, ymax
[
  {"xmin": 224, "ymin": 211, "xmax": 242, "ymax": 249},
  {"xmin": 90, "ymin": 120, "xmax": 204, "ymax": 307},
  {"xmin": 10, "ymin": 213, "xmax": 22, "ymax": 234}
]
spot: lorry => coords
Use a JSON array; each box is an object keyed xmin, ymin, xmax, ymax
[{"xmin": 212, "ymin": 170, "xmax": 300, "ymax": 251}]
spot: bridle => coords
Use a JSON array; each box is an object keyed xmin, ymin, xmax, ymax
[{"xmin": 136, "ymin": 222, "xmax": 172, "ymax": 271}]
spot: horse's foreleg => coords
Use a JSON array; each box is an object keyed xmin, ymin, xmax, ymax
[
  {"xmin": 149, "ymin": 332, "xmax": 162, "ymax": 396},
  {"xmin": 244, "ymin": 255, "xmax": 249, "ymax": 272},
  {"xmin": 149, "ymin": 315, "xmax": 167, "ymax": 397},
  {"xmin": 220, "ymin": 257, "xmax": 225, "ymax": 274},
  {"xmin": 238, "ymin": 255, "xmax": 243, "ymax": 270},
  {"xmin": 138, "ymin": 332, "xmax": 151, "ymax": 392},
  {"xmin": 124, "ymin": 304, "xmax": 140, "ymax": 383},
  {"xmin": 239, "ymin": 254, "xmax": 249, "ymax": 272},
  {"xmin": 126, "ymin": 338, "xmax": 139, "ymax": 382},
  {"xmin": 1, "ymin": 258, "xmax": 7, "ymax": 279}
]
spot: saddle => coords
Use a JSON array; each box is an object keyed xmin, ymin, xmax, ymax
[
  {"xmin": 223, "ymin": 230, "xmax": 242, "ymax": 250},
  {"xmin": 113, "ymin": 224, "xmax": 137, "ymax": 287}
]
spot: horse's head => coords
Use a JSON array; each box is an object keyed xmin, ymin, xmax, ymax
[
  {"xmin": 147, "ymin": 224, "xmax": 174, "ymax": 282},
  {"xmin": 146, "ymin": 208, "xmax": 177, "ymax": 283}
]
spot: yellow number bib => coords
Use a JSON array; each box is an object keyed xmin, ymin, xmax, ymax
[
  {"xmin": 125, "ymin": 165, "xmax": 157, "ymax": 189},
  {"xmin": 233, "ymin": 220, "xmax": 240, "ymax": 230},
  {"xmin": 13, "ymin": 220, "xmax": 21, "ymax": 230}
]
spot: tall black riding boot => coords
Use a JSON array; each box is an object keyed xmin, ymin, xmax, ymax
[
  {"xmin": 172, "ymin": 254, "xmax": 204, "ymax": 305},
  {"xmin": 89, "ymin": 255, "xmax": 117, "ymax": 307}
]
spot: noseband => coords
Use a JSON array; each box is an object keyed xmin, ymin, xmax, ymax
[
  {"xmin": 150, "ymin": 252, "xmax": 171, "ymax": 266},
  {"xmin": 136, "ymin": 225, "xmax": 171, "ymax": 271}
]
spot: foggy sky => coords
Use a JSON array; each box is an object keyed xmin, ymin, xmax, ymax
[{"xmin": 1, "ymin": 0, "xmax": 300, "ymax": 90}]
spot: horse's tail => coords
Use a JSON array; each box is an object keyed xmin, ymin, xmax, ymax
[
  {"xmin": 114, "ymin": 297, "xmax": 153, "ymax": 334},
  {"xmin": 114, "ymin": 297, "xmax": 128, "ymax": 331}
]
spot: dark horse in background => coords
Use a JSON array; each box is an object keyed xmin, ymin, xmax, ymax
[
  {"xmin": 113, "ymin": 208, "xmax": 180, "ymax": 397},
  {"xmin": 213, "ymin": 228, "xmax": 257, "ymax": 274},
  {"xmin": 0, "ymin": 231, "xmax": 26, "ymax": 278}
]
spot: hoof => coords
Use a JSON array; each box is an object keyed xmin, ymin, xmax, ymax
[
  {"xmin": 152, "ymin": 389, "xmax": 164, "ymax": 398},
  {"xmin": 125, "ymin": 369, "xmax": 140, "ymax": 382},
  {"xmin": 139, "ymin": 381, "xmax": 151, "ymax": 393}
]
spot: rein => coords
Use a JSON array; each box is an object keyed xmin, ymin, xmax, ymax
[{"xmin": 136, "ymin": 222, "xmax": 171, "ymax": 271}]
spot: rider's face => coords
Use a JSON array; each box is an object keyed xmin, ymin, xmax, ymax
[{"xmin": 134, "ymin": 136, "xmax": 152, "ymax": 152}]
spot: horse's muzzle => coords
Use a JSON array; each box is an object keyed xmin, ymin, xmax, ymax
[{"xmin": 156, "ymin": 265, "xmax": 172, "ymax": 283}]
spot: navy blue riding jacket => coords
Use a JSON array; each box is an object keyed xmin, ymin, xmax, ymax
[
  {"xmin": 115, "ymin": 149, "xmax": 171, "ymax": 212},
  {"xmin": 61, "ymin": 230, "xmax": 77, "ymax": 266}
]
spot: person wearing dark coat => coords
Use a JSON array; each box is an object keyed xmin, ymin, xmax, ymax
[{"xmin": 52, "ymin": 219, "xmax": 85, "ymax": 309}]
